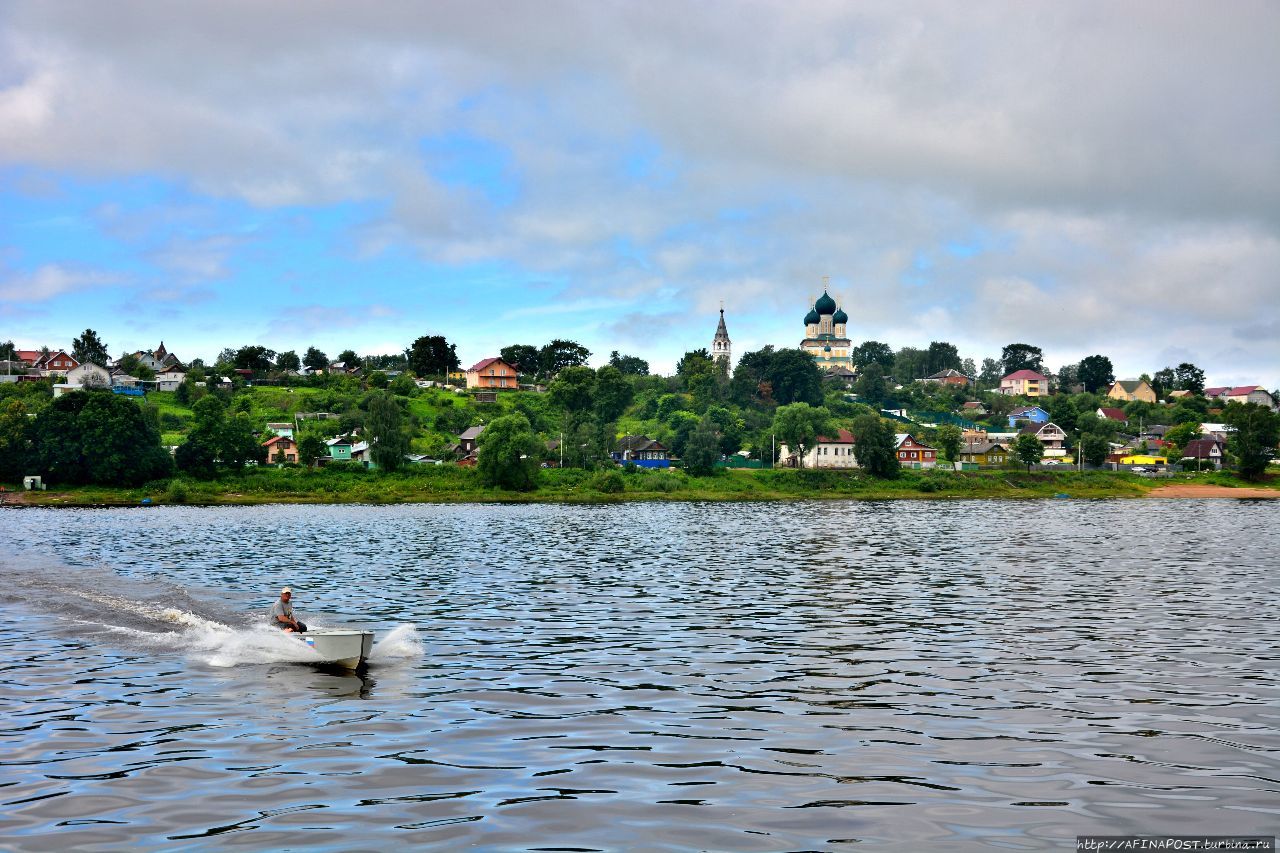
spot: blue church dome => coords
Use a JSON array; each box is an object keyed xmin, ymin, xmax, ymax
[
  {"xmin": 833, "ymin": 306, "xmax": 848, "ymax": 324},
  {"xmin": 804, "ymin": 307, "xmax": 820, "ymax": 325},
  {"xmin": 814, "ymin": 291, "xmax": 837, "ymax": 315}
]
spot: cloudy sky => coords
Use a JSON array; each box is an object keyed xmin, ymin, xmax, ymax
[{"xmin": 2, "ymin": 1, "xmax": 1277, "ymax": 383}]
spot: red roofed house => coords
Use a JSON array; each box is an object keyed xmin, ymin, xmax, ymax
[
  {"xmin": 465, "ymin": 357, "xmax": 518, "ymax": 389},
  {"xmin": 1203, "ymin": 387, "xmax": 1229, "ymax": 401},
  {"xmin": 895, "ymin": 433, "xmax": 938, "ymax": 468},
  {"xmin": 1182, "ymin": 437, "xmax": 1225, "ymax": 469},
  {"xmin": 263, "ymin": 435, "xmax": 298, "ymax": 464},
  {"xmin": 34, "ymin": 350, "xmax": 79, "ymax": 376},
  {"xmin": 801, "ymin": 428, "xmax": 859, "ymax": 469},
  {"xmin": 1096, "ymin": 407, "xmax": 1128, "ymax": 423},
  {"xmin": 999, "ymin": 369, "xmax": 1049, "ymax": 397},
  {"xmin": 1223, "ymin": 386, "xmax": 1277, "ymax": 410},
  {"xmin": 15, "ymin": 349, "xmax": 41, "ymax": 366}
]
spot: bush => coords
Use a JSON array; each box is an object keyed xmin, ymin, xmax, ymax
[
  {"xmin": 166, "ymin": 479, "xmax": 190, "ymax": 503},
  {"xmin": 590, "ymin": 469, "xmax": 625, "ymax": 493}
]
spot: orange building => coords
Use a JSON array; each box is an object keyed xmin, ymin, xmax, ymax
[{"xmin": 465, "ymin": 357, "xmax": 519, "ymax": 389}]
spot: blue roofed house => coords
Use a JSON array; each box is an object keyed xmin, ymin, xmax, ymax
[{"xmin": 1008, "ymin": 405, "xmax": 1050, "ymax": 428}]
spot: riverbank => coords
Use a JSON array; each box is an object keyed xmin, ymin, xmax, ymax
[{"xmin": 7, "ymin": 467, "xmax": 1273, "ymax": 507}]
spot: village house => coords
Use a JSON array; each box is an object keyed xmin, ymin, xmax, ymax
[
  {"xmin": 1107, "ymin": 379, "xmax": 1157, "ymax": 403},
  {"xmin": 325, "ymin": 437, "xmax": 354, "ymax": 461},
  {"xmin": 265, "ymin": 422, "xmax": 294, "ymax": 438},
  {"xmin": 612, "ymin": 435, "xmax": 671, "ymax": 468},
  {"xmin": 802, "ymin": 429, "xmax": 858, "ymax": 469},
  {"xmin": 960, "ymin": 401, "xmax": 988, "ymax": 416},
  {"xmin": 262, "ymin": 435, "xmax": 299, "ymax": 464},
  {"xmin": 34, "ymin": 350, "xmax": 79, "ymax": 376},
  {"xmin": 1096, "ymin": 407, "xmax": 1128, "ymax": 423},
  {"xmin": 465, "ymin": 357, "xmax": 518, "ymax": 390},
  {"xmin": 1007, "ymin": 405, "xmax": 1049, "ymax": 427},
  {"xmin": 1222, "ymin": 385, "xmax": 1277, "ymax": 410},
  {"xmin": 1181, "ymin": 437, "xmax": 1225, "ymax": 469},
  {"xmin": 999, "ymin": 369, "xmax": 1049, "ymax": 397},
  {"xmin": 1020, "ymin": 421, "xmax": 1069, "ymax": 458},
  {"xmin": 923, "ymin": 368, "xmax": 972, "ymax": 387},
  {"xmin": 895, "ymin": 433, "xmax": 937, "ymax": 468},
  {"xmin": 960, "ymin": 441, "xmax": 1009, "ymax": 467}
]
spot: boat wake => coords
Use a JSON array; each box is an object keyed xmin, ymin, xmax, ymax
[{"xmin": 0, "ymin": 558, "xmax": 423, "ymax": 668}]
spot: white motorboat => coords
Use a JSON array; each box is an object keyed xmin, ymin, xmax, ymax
[{"xmin": 297, "ymin": 630, "xmax": 374, "ymax": 669}]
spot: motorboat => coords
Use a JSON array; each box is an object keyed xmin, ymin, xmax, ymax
[{"xmin": 297, "ymin": 629, "xmax": 374, "ymax": 669}]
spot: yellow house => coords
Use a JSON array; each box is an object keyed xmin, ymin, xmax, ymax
[
  {"xmin": 1119, "ymin": 454, "xmax": 1167, "ymax": 465},
  {"xmin": 959, "ymin": 441, "xmax": 1010, "ymax": 466},
  {"xmin": 1107, "ymin": 380, "xmax": 1157, "ymax": 403}
]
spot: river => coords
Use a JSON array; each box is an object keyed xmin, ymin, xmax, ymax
[{"xmin": 0, "ymin": 500, "xmax": 1276, "ymax": 850}]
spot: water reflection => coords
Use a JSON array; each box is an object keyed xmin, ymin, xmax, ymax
[{"xmin": 0, "ymin": 500, "xmax": 1276, "ymax": 850}]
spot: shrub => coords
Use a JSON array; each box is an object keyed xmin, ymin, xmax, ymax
[
  {"xmin": 590, "ymin": 469, "xmax": 625, "ymax": 494},
  {"xmin": 166, "ymin": 479, "xmax": 189, "ymax": 503}
]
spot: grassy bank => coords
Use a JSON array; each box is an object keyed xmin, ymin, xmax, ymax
[{"xmin": 0, "ymin": 466, "xmax": 1193, "ymax": 507}]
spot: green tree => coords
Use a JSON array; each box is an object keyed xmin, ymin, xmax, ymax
[
  {"xmin": 500, "ymin": 344, "xmax": 540, "ymax": 376},
  {"xmin": 1001, "ymin": 343, "xmax": 1044, "ymax": 375},
  {"xmin": 1076, "ymin": 354, "xmax": 1114, "ymax": 393},
  {"xmin": 1152, "ymin": 367, "xmax": 1176, "ymax": 398},
  {"xmin": 34, "ymin": 391, "xmax": 172, "ymax": 486},
  {"xmin": 729, "ymin": 346, "xmax": 777, "ymax": 406},
  {"xmin": 406, "ymin": 335, "xmax": 460, "ymax": 377},
  {"xmin": 1223, "ymin": 402, "xmax": 1279, "ymax": 480},
  {"xmin": 851, "ymin": 340, "xmax": 894, "ymax": 373},
  {"xmin": 854, "ymin": 368, "xmax": 888, "ymax": 408},
  {"xmin": 477, "ymin": 413, "xmax": 542, "ymax": 490},
  {"xmin": 765, "ymin": 348, "xmax": 823, "ymax": 406},
  {"xmin": 0, "ymin": 399, "xmax": 34, "ymax": 481},
  {"xmin": 593, "ymin": 365, "xmax": 633, "ymax": 424},
  {"xmin": 935, "ymin": 425, "xmax": 962, "ymax": 463},
  {"xmin": 1163, "ymin": 422, "xmax": 1202, "ymax": 459},
  {"xmin": 663, "ymin": 410, "xmax": 702, "ymax": 459},
  {"xmin": 366, "ymin": 391, "xmax": 409, "ymax": 471},
  {"xmin": 892, "ymin": 346, "xmax": 929, "ymax": 383},
  {"xmin": 539, "ymin": 340, "xmax": 591, "ymax": 377},
  {"xmin": 276, "ymin": 350, "xmax": 301, "ymax": 372},
  {"xmin": 684, "ymin": 415, "xmax": 721, "ymax": 476},
  {"xmin": 1175, "ymin": 362, "xmax": 1206, "ymax": 395},
  {"xmin": 116, "ymin": 353, "xmax": 144, "ymax": 377},
  {"xmin": 925, "ymin": 341, "xmax": 961, "ymax": 375},
  {"xmin": 1014, "ymin": 432, "xmax": 1045, "ymax": 470},
  {"xmin": 233, "ymin": 345, "xmax": 277, "ymax": 372},
  {"xmin": 0, "ymin": 340, "xmax": 16, "ymax": 361},
  {"xmin": 676, "ymin": 348, "xmax": 713, "ymax": 378},
  {"xmin": 336, "ymin": 349, "xmax": 359, "ymax": 367},
  {"xmin": 303, "ymin": 346, "xmax": 329, "ymax": 372},
  {"xmin": 71, "ymin": 329, "xmax": 110, "ymax": 367},
  {"xmin": 1081, "ymin": 433, "xmax": 1111, "ymax": 467},
  {"xmin": 772, "ymin": 402, "xmax": 831, "ymax": 467},
  {"xmin": 704, "ymin": 405, "xmax": 746, "ymax": 455},
  {"xmin": 221, "ymin": 413, "xmax": 265, "ymax": 470},
  {"xmin": 608, "ymin": 351, "xmax": 650, "ymax": 376},
  {"xmin": 296, "ymin": 433, "xmax": 326, "ymax": 467},
  {"xmin": 548, "ymin": 366, "xmax": 598, "ymax": 417},
  {"xmin": 977, "ymin": 357, "xmax": 1003, "ymax": 389},
  {"xmin": 851, "ymin": 413, "xmax": 899, "ymax": 478}
]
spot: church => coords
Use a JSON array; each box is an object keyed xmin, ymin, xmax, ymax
[{"xmin": 800, "ymin": 287, "xmax": 852, "ymax": 371}]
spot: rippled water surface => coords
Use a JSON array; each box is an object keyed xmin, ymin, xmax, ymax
[{"xmin": 0, "ymin": 500, "xmax": 1277, "ymax": 851}]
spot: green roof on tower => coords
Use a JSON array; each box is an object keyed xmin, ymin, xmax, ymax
[
  {"xmin": 833, "ymin": 306, "xmax": 848, "ymax": 324},
  {"xmin": 814, "ymin": 291, "xmax": 836, "ymax": 314},
  {"xmin": 804, "ymin": 307, "xmax": 820, "ymax": 325}
]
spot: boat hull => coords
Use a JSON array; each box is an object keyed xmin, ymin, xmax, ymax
[{"xmin": 298, "ymin": 630, "xmax": 374, "ymax": 669}]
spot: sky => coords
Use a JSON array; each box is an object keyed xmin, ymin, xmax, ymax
[{"xmin": 1, "ymin": 1, "xmax": 1277, "ymax": 385}]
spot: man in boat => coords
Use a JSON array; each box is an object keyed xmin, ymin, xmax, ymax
[{"xmin": 270, "ymin": 587, "xmax": 307, "ymax": 633}]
